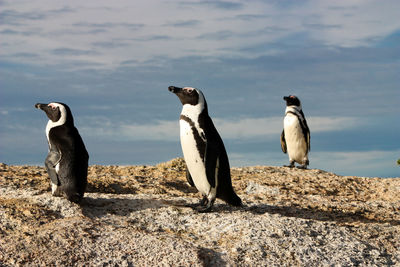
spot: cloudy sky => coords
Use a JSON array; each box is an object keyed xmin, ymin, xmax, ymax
[{"xmin": 1, "ymin": 0, "xmax": 399, "ymax": 177}]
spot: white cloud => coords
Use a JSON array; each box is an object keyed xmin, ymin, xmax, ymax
[
  {"xmin": 80, "ymin": 115, "xmax": 364, "ymax": 141},
  {"xmin": 1, "ymin": 0, "xmax": 399, "ymax": 69},
  {"xmin": 229, "ymin": 149, "xmax": 400, "ymax": 178},
  {"xmin": 215, "ymin": 116, "xmax": 362, "ymax": 139},
  {"xmin": 311, "ymin": 150, "xmax": 400, "ymax": 178},
  {"xmin": 307, "ymin": 116, "xmax": 362, "ymax": 132},
  {"xmin": 214, "ymin": 117, "xmax": 281, "ymax": 139},
  {"xmin": 79, "ymin": 118, "xmax": 179, "ymax": 141},
  {"xmin": 120, "ymin": 120, "xmax": 179, "ymax": 141}
]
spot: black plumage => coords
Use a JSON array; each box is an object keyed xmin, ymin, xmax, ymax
[{"xmin": 35, "ymin": 102, "xmax": 88, "ymax": 203}]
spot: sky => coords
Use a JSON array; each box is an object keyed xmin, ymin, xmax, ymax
[{"xmin": 0, "ymin": 0, "xmax": 399, "ymax": 177}]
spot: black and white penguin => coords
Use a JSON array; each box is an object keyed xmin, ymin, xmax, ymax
[
  {"xmin": 35, "ymin": 102, "xmax": 89, "ymax": 203},
  {"xmin": 280, "ymin": 95, "xmax": 310, "ymax": 169},
  {"xmin": 168, "ymin": 86, "xmax": 242, "ymax": 212}
]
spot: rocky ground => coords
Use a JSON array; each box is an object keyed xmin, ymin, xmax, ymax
[{"xmin": 0, "ymin": 158, "xmax": 399, "ymax": 266}]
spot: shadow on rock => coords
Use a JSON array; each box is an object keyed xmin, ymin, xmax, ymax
[
  {"xmin": 162, "ymin": 199, "xmax": 244, "ymax": 214},
  {"xmin": 247, "ymin": 204, "xmax": 400, "ymax": 226},
  {"xmin": 160, "ymin": 180, "xmax": 197, "ymax": 194},
  {"xmin": 80, "ymin": 197, "xmax": 166, "ymax": 219},
  {"xmin": 86, "ymin": 183, "xmax": 137, "ymax": 195},
  {"xmin": 197, "ymin": 247, "xmax": 227, "ymax": 266}
]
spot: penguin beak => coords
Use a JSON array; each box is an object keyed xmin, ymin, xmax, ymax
[
  {"xmin": 283, "ymin": 96, "xmax": 289, "ymax": 101},
  {"xmin": 168, "ymin": 86, "xmax": 182, "ymax": 94},
  {"xmin": 35, "ymin": 103, "xmax": 48, "ymax": 110}
]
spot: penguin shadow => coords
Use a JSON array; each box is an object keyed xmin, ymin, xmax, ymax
[
  {"xmin": 86, "ymin": 183, "xmax": 137, "ymax": 195},
  {"xmin": 246, "ymin": 204, "xmax": 400, "ymax": 226},
  {"xmin": 80, "ymin": 196, "xmax": 166, "ymax": 219},
  {"xmin": 160, "ymin": 180, "xmax": 198, "ymax": 194},
  {"xmin": 170, "ymin": 201, "xmax": 243, "ymax": 214}
]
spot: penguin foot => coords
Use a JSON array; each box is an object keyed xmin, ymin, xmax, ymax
[
  {"xmin": 284, "ymin": 161, "xmax": 295, "ymax": 168},
  {"xmin": 199, "ymin": 195, "xmax": 208, "ymax": 206},
  {"xmin": 197, "ymin": 202, "xmax": 214, "ymax": 213},
  {"xmin": 284, "ymin": 164, "xmax": 295, "ymax": 168},
  {"xmin": 195, "ymin": 197, "xmax": 215, "ymax": 213},
  {"xmin": 185, "ymin": 197, "xmax": 210, "ymax": 211},
  {"xmin": 296, "ymin": 165, "xmax": 308, "ymax": 169}
]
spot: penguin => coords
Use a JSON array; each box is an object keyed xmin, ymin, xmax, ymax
[
  {"xmin": 280, "ymin": 95, "xmax": 310, "ymax": 169},
  {"xmin": 168, "ymin": 86, "xmax": 242, "ymax": 212},
  {"xmin": 35, "ymin": 102, "xmax": 89, "ymax": 203}
]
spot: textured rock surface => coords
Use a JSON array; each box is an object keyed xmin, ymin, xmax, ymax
[{"xmin": 0, "ymin": 159, "xmax": 399, "ymax": 266}]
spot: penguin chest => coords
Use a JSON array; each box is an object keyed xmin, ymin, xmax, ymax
[
  {"xmin": 284, "ymin": 115, "xmax": 307, "ymax": 161},
  {"xmin": 179, "ymin": 119, "xmax": 211, "ymax": 195}
]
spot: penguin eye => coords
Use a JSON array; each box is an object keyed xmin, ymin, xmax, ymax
[
  {"xmin": 186, "ymin": 88, "xmax": 194, "ymax": 94},
  {"xmin": 48, "ymin": 104, "xmax": 57, "ymax": 110}
]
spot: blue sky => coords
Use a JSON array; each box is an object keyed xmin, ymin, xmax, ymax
[{"xmin": 1, "ymin": 0, "xmax": 399, "ymax": 177}]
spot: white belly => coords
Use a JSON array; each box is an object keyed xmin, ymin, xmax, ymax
[
  {"xmin": 180, "ymin": 120, "xmax": 211, "ymax": 195},
  {"xmin": 284, "ymin": 115, "xmax": 307, "ymax": 163}
]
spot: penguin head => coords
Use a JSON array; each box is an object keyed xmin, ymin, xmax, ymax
[
  {"xmin": 283, "ymin": 95, "xmax": 301, "ymax": 107},
  {"xmin": 35, "ymin": 102, "xmax": 74, "ymax": 126},
  {"xmin": 168, "ymin": 86, "xmax": 206, "ymax": 107}
]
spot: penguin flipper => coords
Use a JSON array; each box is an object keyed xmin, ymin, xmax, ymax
[
  {"xmin": 204, "ymin": 141, "xmax": 220, "ymax": 189},
  {"xmin": 298, "ymin": 112, "xmax": 310, "ymax": 152},
  {"xmin": 186, "ymin": 168, "xmax": 195, "ymax": 187},
  {"xmin": 280, "ymin": 130, "xmax": 287, "ymax": 153},
  {"xmin": 45, "ymin": 149, "xmax": 61, "ymax": 186}
]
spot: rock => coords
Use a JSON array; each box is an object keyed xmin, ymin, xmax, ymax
[
  {"xmin": 0, "ymin": 159, "xmax": 399, "ymax": 265},
  {"xmin": 246, "ymin": 181, "xmax": 280, "ymax": 196}
]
